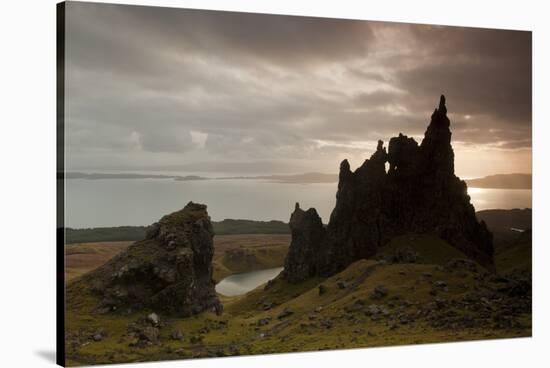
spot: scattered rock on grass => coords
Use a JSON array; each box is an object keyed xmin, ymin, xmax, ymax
[
  {"xmin": 366, "ymin": 304, "xmax": 380, "ymax": 315},
  {"xmin": 257, "ymin": 317, "xmax": 272, "ymax": 326},
  {"xmin": 370, "ymin": 285, "xmax": 388, "ymax": 299},
  {"xmin": 277, "ymin": 308, "xmax": 294, "ymax": 319},
  {"xmin": 171, "ymin": 330, "xmax": 184, "ymax": 341},
  {"xmin": 264, "ymin": 279, "xmax": 275, "ymax": 291},
  {"xmin": 386, "ymin": 246, "xmax": 418, "ymax": 264},
  {"xmin": 92, "ymin": 328, "xmax": 106, "ymax": 342},
  {"xmin": 147, "ymin": 312, "xmax": 160, "ymax": 326},
  {"xmin": 141, "ymin": 326, "xmax": 159, "ymax": 343}
]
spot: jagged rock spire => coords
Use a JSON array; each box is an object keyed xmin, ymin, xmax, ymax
[
  {"xmin": 438, "ymin": 94, "xmax": 447, "ymax": 115},
  {"xmin": 282, "ymin": 95, "xmax": 494, "ymax": 283},
  {"xmin": 421, "ymin": 94, "xmax": 454, "ymax": 176}
]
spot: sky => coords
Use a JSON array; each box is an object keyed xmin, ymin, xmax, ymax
[{"xmin": 65, "ymin": 2, "xmax": 532, "ymax": 179}]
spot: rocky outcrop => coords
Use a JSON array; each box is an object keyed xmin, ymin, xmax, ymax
[
  {"xmin": 281, "ymin": 203, "xmax": 326, "ymax": 282},
  {"xmin": 74, "ymin": 202, "xmax": 222, "ymax": 317},
  {"xmin": 283, "ymin": 96, "xmax": 494, "ymax": 283}
]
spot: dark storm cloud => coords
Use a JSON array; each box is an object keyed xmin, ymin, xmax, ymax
[
  {"xmin": 66, "ymin": 2, "xmax": 373, "ymax": 72},
  {"xmin": 64, "ymin": 2, "xmax": 531, "ymax": 176},
  {"xmin": 394, "ymin": 27, "xmax": 532, "ymax": 126},
  {"xmin": 348, "ymin": 24, "xmax": 532, "ymax": 150}
]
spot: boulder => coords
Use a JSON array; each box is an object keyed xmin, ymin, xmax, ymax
[
  {"xmin": 171, "ymin": 330, "xmax": 184, "ymax": 341},
  {"xmin": 141, "ymin": 326, "xmax": 160, "ymax": 343},
  {"xmin": 256, "ymin": 317, "xmax": 272, "ymax": 326},
  {"xmin": 92, "ymin": 328, "xmax": 106, "ymax": 342},
  {"xmin": 147, "ymin": 313, "xmax": 160, "ymax": 326},
  {"xmin": 370, "ymin": 285, "xmax": 389, "ymax": 300},
  {"xmin": 277, "ymin": 308, "xmax": 294, "ymax": 319}
]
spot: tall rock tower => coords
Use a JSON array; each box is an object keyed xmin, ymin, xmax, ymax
[{"xmin": 282, "ymin": 95, "xmax": 494, "ymax": 283}]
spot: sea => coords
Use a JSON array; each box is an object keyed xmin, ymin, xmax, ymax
[{"xmin": 64, "ymin": 178, "xmax": 532, "ymax": 228}]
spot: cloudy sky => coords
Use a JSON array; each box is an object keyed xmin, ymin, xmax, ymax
[{"xmin": 65, "ymin": 2, "xmax": 532, "ymax": 178}]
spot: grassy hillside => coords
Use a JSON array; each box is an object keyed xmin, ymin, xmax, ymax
[
  {"xmin": 477, "ymin": 208, "xmax": 531, "ymax": 251},
  {"xmin": 476, "ymin": 209, "xmax": 532, "ymax": 274},
  {"xmin": 65, "ymin": 257, "xmax": 530, "ymax": 366},
  {"xmin": 495, "ymin": 230, "xmax": 532, "ymax": 275},
  {"xmin": 213, "ymin": 219, "xmax": 289, "ymax": 235},
  {"xmin": 376, "ymin": 234, "xmax": 470, "ymax": 266},
  {"xmin": 65, "ymin": 241, "xmax": 133, "ymax": 281},
  {"xmin": 64, "ymin": 210, "xmax": 531, "ymax": 365}
]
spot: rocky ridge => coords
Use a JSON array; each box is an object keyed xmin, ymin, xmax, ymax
[
  {"xmin": 283, "ymin": 96, "xmax": 494, "ymax": 283},
  {"xmin": 70, "ymin": 202, "xmax": 222, "ymax": 317}
]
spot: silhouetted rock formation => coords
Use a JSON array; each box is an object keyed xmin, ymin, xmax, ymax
[
  {"xmin": 282, "ymin": 203, "xmax": 326, "ymax": 282},
  {"xmin": 283, "ymin": 96, "xmax": 494, "ymax": 283},
  {"xmin": 74, "ymin": 202, "xmax": 222, "ymax": 317}
]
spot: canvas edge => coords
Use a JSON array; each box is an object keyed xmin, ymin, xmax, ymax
[{"xmin": 56, "ymin": 2, "xmax": 66, "ymax": 366}]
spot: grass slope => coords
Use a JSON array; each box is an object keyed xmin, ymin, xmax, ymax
[
  {"xmin": 65, "ymin": 242, "xmax": 133, "ymax": 281},
  {"xmin": 66, "ymin": 257, "xmax": 530, "ymax": 366},
  {"xmin": 495, "ymin": 230, "xmax": 532, "ymax": 274},
  {"xmin": 477, "ymin": 209, "xmax": 531, "ymax": 253},
  {"xmin": 64, "ymin": 218, "xmax": 531, "ymax": 365},
  {"xmin": 376, "ymin": 234, "xmax": 471, "ymax": 266}
]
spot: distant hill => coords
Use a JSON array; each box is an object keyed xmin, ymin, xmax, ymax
[
  {"xmin": 66, "ymin": 226, "xmax": 148, "ymax": 244},
  {"xmin": 477, "ymin": 208, "xmax": 531, "ymax": 251},
  {"xmin": 65, "ymin": 172, "xmax": 207, "ymax": 181},
  {"xmin": 476, "ymin": 208, "xmax": 532, "ymax": 233},
  {"xmin": 64, "ymin": 171, "xmax": 339, "ymax": 184},
  {"xmin": 496, "ymin": 229, "xmax": 532, "ymax": 274},
  {"xmin": 66, "ymin": 209, "xmax": 531, "ymax": 246},
  {"xmin": 476, "ymin": 208, "xmax": 532, "ymax": 274},
  {"xmin": 256, "ymin": 172, "xmax": 338, "ymax": 184},
  {"xmin": 466, "ymin": 173, "xmax": 531, "ymax": 189},
  {"xmin": 213, "ymin": 219, "xmax": 289, "ymax": 235},
  {"xmin": 65, "ymin": 172, "xmax": 532, "ymax": 189},
  {"xmin": 66, "ymin": 219, "xmax": 290, "ymax": 244}
]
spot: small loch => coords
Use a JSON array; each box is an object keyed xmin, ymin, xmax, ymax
[{"xmin": 216, "ymin": 267, "xmax": 284, "ymax": 297}]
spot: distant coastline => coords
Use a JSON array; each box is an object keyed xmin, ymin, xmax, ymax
[
  {"xmin": 65, "ymin": 171, "xmax": 532, "ymax": 189},
  {"xmin": 64, "ymin": 172, "xmax": 207, "ymax": 181},
  {"xmin": 464, "ymin": 173, "xmax": 531, "ymax": 190}
]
